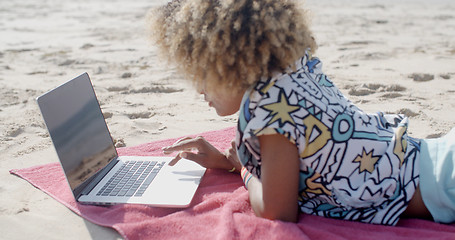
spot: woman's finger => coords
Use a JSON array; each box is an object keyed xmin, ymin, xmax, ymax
[
  {"xmin": 168, "ymin": 154, "xmax": 182, "ymax": 166},
  {"xmin": 174, "ymin": 137, "xmax": 192, "ymax": 145},
  {"xmin": 163, "ymin": 138, "xmax": 200, "ymax": 154},
  {"xmin": 162, "ymin": 136, "xmax": 208, "ymax": 154},
  {"xmin": 165, "ymin": 137, "xmax": 193, "ymax": 153}
]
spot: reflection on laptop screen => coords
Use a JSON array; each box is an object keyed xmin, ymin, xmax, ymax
[{"xmin": 38, "ymin": 73, "xmax": 117, "ymax": 191}]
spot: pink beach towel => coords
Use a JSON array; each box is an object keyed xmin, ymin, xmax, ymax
[{"xmin": 10, "ymin": 127, "xmax": 455, "ymax": 240}]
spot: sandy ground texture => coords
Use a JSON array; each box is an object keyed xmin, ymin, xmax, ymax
[{"xmin": 1, "ymin": 0, "xmax": 454, "ymax": 239}]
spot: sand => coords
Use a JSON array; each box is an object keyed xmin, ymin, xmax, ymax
[{"xmin": 1, "ymin": 0, "xmax": 454, "ymax": 239}]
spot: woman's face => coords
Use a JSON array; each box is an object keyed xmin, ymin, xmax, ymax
[{"xmin": 198, "ymin": 83, "xmax": 244, "ymax": 117}]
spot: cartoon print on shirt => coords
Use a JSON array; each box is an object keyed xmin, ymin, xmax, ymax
[{"xmin": 236, "ymin": 52, "xmax": 421, "ymax": 225}]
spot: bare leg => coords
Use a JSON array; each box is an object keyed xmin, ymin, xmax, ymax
[{"xmin": 402, "ymin": 185, "xmax": 433, "ymax": 220}]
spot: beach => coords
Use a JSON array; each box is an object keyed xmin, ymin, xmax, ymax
[{"xmin": 1, "ymin": 0, "xmax": 454, "ymax": 239}]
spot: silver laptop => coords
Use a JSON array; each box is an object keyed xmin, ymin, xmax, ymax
[{"xmin": 37, "ymin": 72, "xmax": 205, "ymax": 207}]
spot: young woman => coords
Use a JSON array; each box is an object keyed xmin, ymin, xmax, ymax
[{"xmin": 150, "ymin": 0, "xmax": 454, "ymax": 225}]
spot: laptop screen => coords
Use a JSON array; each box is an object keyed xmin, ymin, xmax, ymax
[{"xmin": 37, "ymin": 73, "xmax": 117, "ymax": 193}]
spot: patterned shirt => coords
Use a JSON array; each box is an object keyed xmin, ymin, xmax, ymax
[{"xmin": 235, "ymin": 53, "xmax": 421, "ymax": 225}]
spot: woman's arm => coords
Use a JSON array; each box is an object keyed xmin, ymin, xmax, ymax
[
  {"xmin": 246, "ymin": 134, "xmax": 300, "ymax": 222},
  {"xmin": 163, "ymin": 133, "xmax": 301, "ymax": 222}
]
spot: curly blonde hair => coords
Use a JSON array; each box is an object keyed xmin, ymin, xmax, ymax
[{"xmin": 149, "ymin": 0, "xmax": 317, "ymax": 92}]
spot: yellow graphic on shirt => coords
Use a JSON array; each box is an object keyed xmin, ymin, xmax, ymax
[
  {"xmin": 300, "ymin": 114, "xmax": 331, "ymax": 158},
  {"xmin": 353, "ymin": 149, "xmax": 380, "ymax": 173},
  {"xmin": 393, "ymin": 125, "xmax": 408, "ymax": 166},
  {"xmin": 259, "ymin": 79, "xmax": 277, "ymax": 95},
  {"xmin": 262, "ymin": 91, "xmax": 300, "ymax": 127},
  {"xmin": 254, "ymin": 127, "xmax": 277, "ymax": 136},
  {"xmin": 302, "ymin": 171, "xmax": 332, "ymax": 198}
]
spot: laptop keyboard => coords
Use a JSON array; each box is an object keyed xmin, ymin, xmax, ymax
[{"xmin": 96, "ymin": 160, "xmax": 165, "ymax": 197}]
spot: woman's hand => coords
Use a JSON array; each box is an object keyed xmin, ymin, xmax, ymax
[{"xmin": 162, "ymin": 136, "xmax": 234, "ymax": 170}]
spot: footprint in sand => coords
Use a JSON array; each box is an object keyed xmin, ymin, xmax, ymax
[
  {"xmin": 440, "ymin": 73, "xmax": 452, "ymax": 80},
  {"xmin": 80, "ymin": 43, "xmax": 95, "ymax": 49},
  {"xmin": 348, "ymin": 83, "xmax": 382, "ymax": 96},
  {"xmin": 381, "ymin": 93, "xmax": 403, "ymax": 99},
  {"xmin": 121, "ymin": 72, "xmax": 132, "ymax": 78},
  {"xmin": 408, "ymin": 73, "xmax": 434, "ymax": 82},
  {"xmin": 58, "ymin": 59, "xmax": 76, "ymax": 66},
  {"xmin": 16, "ymin": 207, "xmax": 30, "ymax": 214},
  {"xmin": 126, "ymin": 111, "xmax": 154, "ymax": 119},
  {"xmin": 6, "ymin": 126, "xmax": 24, "ymax": 138},
  {"xmin": 348, "ymin": 87, "xmax": 375, "ymax": 96},
  {"xmin": 107, "ymin": 86, "xmax": 129, "ymax": 92},
  {"xmin": 348, "ymin": 83, "xmax": 407, "ymax": 98},
  {"xmin": 397, "ymin": 108, "xmax": 419, "ymax": 117}
]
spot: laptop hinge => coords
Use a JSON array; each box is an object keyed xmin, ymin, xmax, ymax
[{"xmin": 76, "ymin": 158, "xmax": 120, "ymax": 198}]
